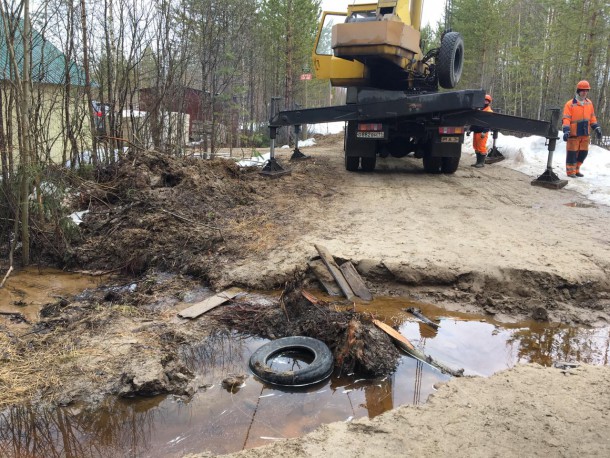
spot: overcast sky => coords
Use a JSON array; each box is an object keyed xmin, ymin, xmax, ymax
[{"xmin": 320, "ymin": 0, "xmax": 445, "ymax": 27}]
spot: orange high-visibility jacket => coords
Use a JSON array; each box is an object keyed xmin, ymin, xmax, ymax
[
  {"xmin": 473, "ymin": 105, "xmax": 493, "ymax": 153},
  {"xmin": 562, "ymin": 97, "xmax": 598, "ymax": 137}
]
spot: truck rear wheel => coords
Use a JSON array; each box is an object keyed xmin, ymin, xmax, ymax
[
  {"xmin": 438, "ymin": 32, "xmax": 464, "ymax": 89},
  {"xmin": 345, "ymin": 154, "xmax": 359, "ymax": 172},
  {"xmin": 423, "ymin": 156, "xmax": 442, "ymax": 173},
  {"xmin": 361, "ymin": 156, "xmax": 376, "ymax": 172},
  {"xmin": 441, "ymin": 156, "xmax": 460, "ymax": 174}
]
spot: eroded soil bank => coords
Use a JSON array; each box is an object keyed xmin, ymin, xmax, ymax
[{"xmin": 1, "ymin": 135, "xmax": 610, "ymax": 456}]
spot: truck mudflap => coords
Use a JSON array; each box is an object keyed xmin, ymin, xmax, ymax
[
  {"xmin": 430, "ymin": 127, "xmax": 465, "ymax": 158},
  {"xmin": 430, "ymin": 137, "xmax": 462, "ymax": 157}
]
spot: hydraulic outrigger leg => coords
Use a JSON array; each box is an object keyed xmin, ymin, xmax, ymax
[
  {"xmin": 484, "ymin": 130, "xmax": 505, "ymax": 164},
  {"xmin": 531, "ymin": 108, "xmax": 567, "ymax": 190},
  {"xmin": 290, "ymin": 124, "xmax": 309, "ymax": 161},
  {"xmin": 260, "ymin": 97, "xmax": 291, "ymax": 177}
]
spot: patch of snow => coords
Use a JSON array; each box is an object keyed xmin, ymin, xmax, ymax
[
  {"xmin": 68, "ymin": 210, "xmax": 89, "ymax": 224},
  {"xmin": 464, "ymin": 132, "xmax": 610, "ymax": 207}
]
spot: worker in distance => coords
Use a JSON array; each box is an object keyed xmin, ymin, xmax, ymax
[
  {"xmin": 562, "ymin": 80, "xmax": 603, "ymax": 178},
  {"xmin": 470, "ymin": 94, "xmax": 493, "ymax": 168}
]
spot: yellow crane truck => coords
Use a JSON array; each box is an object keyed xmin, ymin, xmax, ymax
[{"xmin": 266, "ymin": 0, "xmax": 563, "ymax": 187}]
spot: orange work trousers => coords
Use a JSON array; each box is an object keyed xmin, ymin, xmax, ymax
[{"xmin": 473, "ymin": 132, "xmax": 489, "ymax": 154}]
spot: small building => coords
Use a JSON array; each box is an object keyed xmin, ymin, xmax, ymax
[
  {"xmin": 0, "ymin": 18, "xmax": 91, "ymax": 165},
  {"xmin": 138, "ymin": 85, "xmax": 207, "ymax": 141}
]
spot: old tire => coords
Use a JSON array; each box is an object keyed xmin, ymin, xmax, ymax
[
  {"xmin": 438, "ymin": 32, "xmax": 464, "ymax": 89},
  {"xmin": 441, "ymin": 156, "xmax": 460, "ymax": 174},
  {"xmin": 361, "ymin": 156, "xmax": 376, "ymax": 172},
  {"xmin": 345, "ymin": 154, "xmax": 360, "ymax": 172},
  {"xmin": 249, "ymin": 336, "xmax": 334, "ymax": 386},
  {"xmin": 423, "ymin": 155, "xmax": 442, "ymax": 173}
]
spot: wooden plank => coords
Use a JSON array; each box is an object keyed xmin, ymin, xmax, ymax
[
  {"xmin": 178, "ymin": 287, "xmax": 243, "ymax": 319},
  {"xmin": 314, "ymin": 244, "xmax": 355, "ymax": 301},
  {"xmin": 372, "ymin": 319, "xmax": 415, "ymax": 350},
  {"xmin": 373, "ymin": 319, "xmax": 464, "ymax": 377},
  {"xmin": 302, "ymin": 290, "xmax": 322, "ymax": 305},
  {"xmin": 339, "ymin": 261, "xmax": 372, "ymax": 301},
  {"xmin": 308, "ymin": 259, "xmax": 342, "ymax": 296}
]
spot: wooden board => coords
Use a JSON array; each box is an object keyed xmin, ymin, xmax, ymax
[
  {"xmin": 308, "ymin": 259, "xmax": 342, "ymax": 296},
  {"xmin": 314, "ymin": 244, "xmax": 355, "ymax": 301},
  {"xmin": 372, "ymin": 319, "xmax": 415, "ymax": 350},
  {"xmin": 178, "ymin": 287, "xmax": 243, "ymax": 319},
  {"xmin": 373, "ymin": 319, "xmax": 463, "ymax": 377},
  {"xmin": 339, "ymin": 261, "xmax": 372, "ymax": 301}
]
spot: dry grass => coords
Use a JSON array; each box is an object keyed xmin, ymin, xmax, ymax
[
  {"xmin": 0, "ymin": 331, "xmax": 80, "ymax": 408},
  {"xmin": 225, "ymin": 215, "xmax": 281, "ymax": 254},
  {"xmin": 0, "ymin": 304, "xmax": 147, "ymax": 409}
]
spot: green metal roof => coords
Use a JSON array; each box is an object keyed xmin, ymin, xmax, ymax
[{"xmin": 0, "ymin": 18, "xmax": 87, "ymax": 86}]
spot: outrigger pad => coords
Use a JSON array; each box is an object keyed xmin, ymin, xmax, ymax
[
  {"xmin": 531, "ymin": 169, "xmax": 568, "ymax": 189},
  {"xmin": 290, "ymin": 148, "xmax": 309, "ymax": 161},
  {"xmin": 485, "ymin": 147, "xmax": 505, "ymax": 164},
  {"xmin": 260, "ymin": 158, "xmax": 291, "ymax": 178}
]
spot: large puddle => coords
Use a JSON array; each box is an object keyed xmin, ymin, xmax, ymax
[
  {"xmin": 1, "ymin": 276, "xmax": 609, "ymax": 457},
  {"xmin": 0, "ymin": 267, "xmax": 107, "ymax": 322}
]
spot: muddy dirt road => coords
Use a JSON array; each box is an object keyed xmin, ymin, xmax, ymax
[
  {"xmin": 203, "ymin": 139, "xmax": 610, "ymax": 458},
  {"xmin": 2, "ymin": 134, "xmax": 610, "ymax": 456},
  {"xmin": 221, "ymin": 138, "xmax": 610, "ymax": 326}
]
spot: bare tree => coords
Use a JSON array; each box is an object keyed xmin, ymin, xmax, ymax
[{"xmin": 79, "ymin": 0, "xmax": 98, "ymax": 165}]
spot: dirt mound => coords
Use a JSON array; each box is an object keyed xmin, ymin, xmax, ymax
[
  {"xmin": 42, "ymin": 148, "xmax": 339, "ymax": 290},
  {"xmin": 59, "ymin": 150, "xmax": 260, "ymax": 276}
]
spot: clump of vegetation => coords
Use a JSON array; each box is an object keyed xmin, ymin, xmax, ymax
[{"xmin": 212, "ymin": 284, "xmax": 401, "ymax": 376}]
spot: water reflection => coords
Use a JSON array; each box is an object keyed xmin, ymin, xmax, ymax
[
  {"xmin": 1, "ymin": 297, "xmax": 609, "ymax": 457},
  {"xmin": 400, "ymin": 318, "xmax": 610, "ymax": 377},
  {"xmin": 0, "ymin": 397, "xmax": 163, "ymax": 458},
  {"xmin": 180, "ymin": 331, "xmax": 249, "ymax": 381},
  {"xmin": 508, "ymin": 323, "xmax": 610, "ymax": 366},
  {"xmin": 362, "ymin": 376, "xmax": 393, "ymax": 417}
]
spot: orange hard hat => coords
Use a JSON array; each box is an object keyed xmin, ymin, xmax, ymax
[
  {"xmin": 576, "ymin": 80, "xmax": 591, "ymax": 90},
  {"xmin": 485, "ymin": 94, "xmax": 492, "ymax": 103}
]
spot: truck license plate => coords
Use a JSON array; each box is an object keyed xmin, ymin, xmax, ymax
[
  {"xmin": 441, "ymin": 136, "xmax": 459, "ymax": 143},
  {"xmin": 356, "ymin": 131, "xmax": 385, "ymax": 139}
]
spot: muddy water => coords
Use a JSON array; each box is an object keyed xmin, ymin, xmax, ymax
[
  {"xmin": 0, "ymin": 267, "xmax": 107, "ymax": 322},
  {"xmin": 1, "ymin": 295, "xmax": 609, "ymax": 457}
]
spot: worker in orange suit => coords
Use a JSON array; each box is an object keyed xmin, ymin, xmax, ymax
[
  {"xmin": 471, "ymin": 94, "xmax": 493, "ymax": 168},
  {"xmin": 562, "ymin": 80, "xmax": 602, "ymax": 177}
]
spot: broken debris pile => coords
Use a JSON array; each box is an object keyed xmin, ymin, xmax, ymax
[
  {"xmin": 47, "ymin": 149, "xmax": 259, "ymax": 275},
  {"xmin": 310, "ymin": 244, "xmax": 373, "ymax": 301},
  {"xmin": 212, "ymin": 287, "xmax": 401, "ymax": 376}
]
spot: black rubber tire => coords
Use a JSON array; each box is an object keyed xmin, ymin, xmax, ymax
[
  {"xmin": 441, "ymin": 156, "xmax": 460, "ymax": 174},
  {"xmin": 249, "ymin": 336, "xmax": 334, "ymax": 386},
  {"xmin": 360, "ymin": 156, "xmax": 376, "ymax": 172},
  {"xmin": 345, "ymin": 154, "xmax": 360, "ymax": 172},
  {"xmin": 438, "ymin": 32, "xmax": 464, "ymax": 89},
  {"xmin": 423, "ymin": 155, "xmax": 442, "ymax": 173}
]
